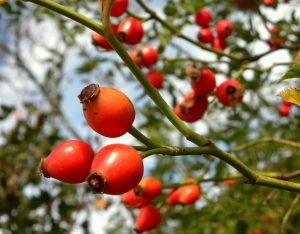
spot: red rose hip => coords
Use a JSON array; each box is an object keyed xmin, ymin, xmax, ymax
[
  {"xmin": 118, "ymin": 17, "xmax": 144, "ymax": 45},
  {"xmin": 215, "ymin": 79, "xmax": 244, "ymax": 107},
  {"xmin": 134, "ymin": 205, "xmax": 161, "ymax": 232},
  {"xmin": 78, "ymin": 84, "xmax": 135, "ymax": 138},
  {"xmin": 40, "ymin": 140, "xmax": 94, "ymax": 184},
  {"xmin": 87, "ymin": 144, "xmax": 144, "ymax": 195}
]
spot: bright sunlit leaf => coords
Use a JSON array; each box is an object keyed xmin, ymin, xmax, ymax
[{"xmin": 278, "ymin": 88, "xmax": 300, "ymax": 106}]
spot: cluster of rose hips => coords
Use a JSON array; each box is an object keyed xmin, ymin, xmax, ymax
[
  {"xmin": 92, "ymin": 0, "xmax": 164, "ymax": 90},
  {"xmin": 195, "ymin": 8, "xmax": 234, "ymax": 51},
  {"xmin": 267, "ymin": 25, "xmax": 285, "ymax": 49},
  {"xmin": 174, "ymin": 65, "xmax": 244, "ymax": 123}
]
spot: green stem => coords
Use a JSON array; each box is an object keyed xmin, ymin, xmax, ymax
[
  {"xmin": 140, "ymin": 146, "xmax": 212, "ymax": 159},
  {"xmin": 128, "ymin": 126, "xmax": 162, "ymax": 148},
  {"xmin": 27, "ymin": 0, "xmax": 103, "ymax": 35},
  {"xmin": 232, "ymin": 136, "xmax": 300, "ymax": 152},
  {"xmin": 281, "ymin": 194, "xmax": 300, "ymax": 234}
]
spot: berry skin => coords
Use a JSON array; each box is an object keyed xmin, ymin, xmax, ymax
[
  {"xmin": 178, "ymin": 183, "xmax": 201, "ymax": 205},
  {"xmin": 215, "ymin": 19, "xmax": 234, "ymax": 38},
  {"xmin": 263, "ymin": 0, "xmax": 276, "ymax": 7},
  {"xmin": 166, "ymin": 188, "xmax": 181, "ymax": 205},
  {"xmin": 195, "ymin": 8, "xmax": 212, "ymax": 28},
  {"xmin": 215, "ymin": 79, "xmax": 244, "ymax": 107},
  {"xmin": 145, "ymin": 70, "xmax": 164, "ymax": 89},
  {"xmin": 134, "ymin": 177, "xmax": 162, "ymax": 200},
  {"xmin": 109, "ymin": 0, "xmax": 128, "ymax": 17},
  {"xmin": 91, "ymin": 24, "xmax": 118, "ymax": 50},
  {"xmin": 134, "ymin": 205, "xmax": 161, "ymax": 233},
  {"xmin": 40, "ymin": 140, "xmax": 94, "ymax": 184},
  {"xmin": 167, "ymin": 179, "xmax": 201, "ymax": 205},
  {"xmin": 129, "ymin": 45, "xmax": 158, "ymax": 68},
  {"xmin": 118, "ymin": 17, "xmax": 144, "ymax": 45},
  {"xmin": 197, "ymin": 28, "xmax": 214, "ymax": 44},
  {"xmin": 174, "ymin": 92, "xmax": 209, "ymax": 123},
  {"xmin": 78, "ymin": 84, "xmax": 135, "ymax": 138},
  {"xmin": 279, "ymin": 104, "xmax": 290, "ymax": 117},
  {"xmin": 121, "ymin": 189, "xmax": 150, "ymax": 208},
  {"xmin": 87, "ymin": 144, "xmax": 144, "ymax": 195},
  {"xmin": 224, "ymin": 179, "xmax": 239, "ymax": 192},
  {"xmin": 268, "ymin": 36, "xmax": 285, "ymax": 49},
  {"xmin": 191, "ymin": 68, "xmax": 216, "ymax": 96},
  {"xmin": 212, "ymin": 37, "xmax": 227, "ymax": 50}
]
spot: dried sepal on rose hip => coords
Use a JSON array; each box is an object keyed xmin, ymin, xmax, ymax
[
  {"xmin": 40, "ymin": 140, "xmax": 94, "ymax": 184},
  {"xmin": 174, "ymin": 91, "xmax": 209, "ymax": 123},
  {"xmin": 78, "ymin": 84, "xmax": 135, "ymax": 138},
  {"xmin": 215, "ymin": 79, "xmax": 244, "ymax": 107},
  {"xmin": 87, "ymin": 144, "xmax": 144, "ymax": 195}
]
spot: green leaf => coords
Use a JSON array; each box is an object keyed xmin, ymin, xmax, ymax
[
  {"xmin": 280, "ymin": 61, "xmax": 300, "ymax": 81},
  {"xmin": 76, "ymin": 59, "xmax": 100, "ymax": 74}
]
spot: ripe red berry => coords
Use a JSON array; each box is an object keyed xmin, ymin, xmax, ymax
[
  {"xmin": 78, "ymin": 84, "xmax": 135, "ymax": 138},
  {"xmin": 118, "ymin": 17, "xmax": 144, "ymax": 45},
  {"xmin": 224, "ymin": 179, "xmax": 239, "ymax": 192},
  {"xmin": 263, "ymin": 0, "xmax": 276, "ymax": 7},
  {"xmin": 212, "ymin": 37, "xmax": 227, "ymax": 50},
  {"xmin": 40, "ymin": 140, "xmax": 94, "ymax": 184},
  {"xmin": 270, "ymin": 25, "xmax": 279, "ymax": 34},
  {"xmin": 268, "ymin": 36, "xmax": 285, "ymax": 49},
  {"xmin": 145, "ymin": 70, "xmax": 164, "ymax": 89},
  {"xmin": 167, "ymin": 179, "xmax": 201, "ymax": 205},
  {"xmin": 174, "ymin": 92, "xmax": 208, "ymax": 123},
  {"xmin": 121, "ymin": 189, "xmax": 150, "ymax": 208},
  {"xmin": 91, "ymin": 24, "xmax": 118, "ymax": 50},
  {"xmin": 166, "ymin": 188, "xmax": 181, "ymax": 205},
  {"xmin": 109, "ymin": 0, "xmax": 128, "ymax": 17},
  {"xmin": 215, "ymin": 79, "xmax": 244, "ymax": 107},
  {"xmin": 87, "ymin": 144, "xmax": 144, "ymax": 195},
  {"xmin": 195, "ymin": 8, "xmax": 212, "ymax": 28},
  {"xmin": 129, "ymin": 45, "xmax": 158, "ymax": 68},
  {"xmin": 178, "ymin": 183, "xmax": 201, "ymax": 205},
  {"xmin": 191, "ymin": 68, "xmax": 216, "ymax": 96},
  {"xmin": 279, "ymin": 104, "xmax": 290, "ymax": 117},
  {"xmin": 215, "ymin": 19, "xmax": 234, "ymax": 38},
  {"xmin": 134, "ymin": 205, "xmax": 161, "ymax": 233},
  {"xmin": 134, "ymin": 177, "xmax": 162, "ymax": 200},
  {"xmin": 197, "ymin": 28, "xmax": 214, "ymax": 44}
]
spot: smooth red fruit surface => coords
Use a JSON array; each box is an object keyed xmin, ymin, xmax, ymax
[
  {"xmin": 109, "ymin": 0, "xmax": 128, "ymax": 17},
  {"xmin": 270, "ymin": 25, "xmax": 279, "ymax": 34},
  {"xmin": 216, "ymin": 19, "xmax": 234, "ymax": 38},
  {"xmin": 91, "ymin": 24, "xmax": 118, "ymax": 50},
  {"xmin": 282, "ymin": 100, "xmax": 293, "ymax": 107},
  {"xmin": 40, "ymin": 140, "xmax": 94, "ymax": 184},
  {"xmin": 197, "ymin": 28, "xmax": 214, "ymax": 44},
  {"xmin": 78, "ymin": 84, "xmax": 135, "ymax": 138},
  {"xmin": 87, "ymin": 144, "xmax": 144, "ymax": 195},
  {"xmin": 215, "ymin": 79, "xmax": 244, "ymax": 107},
  {"xmin": 145, "ymin": 70, "xmax": 164, "ymax": 89},
  {"xmin": 191, "ymin": 68, "xmax": 216, "ymax": 96},
  {"xmin": 174, "ymin": 92, "xmax": 208, "ymax": 123},
  {"xmin": 134, "ymin": 205, "xmax": 161, "ymax": 233},
  {"xmin": 118, "ymin": 17, "xmax": 144, "ymax": 45},
  {"xmin": 121, "ymin": 189, "xmax": 150, "ymax": 208},
  {"xmin": 166, "ymin": 188, "xmax": 181, "ymax": 205},
  {"xmin": 279, "ymin": 104, "xmax": 290, "ymax": 117},
  {"xmin": 178, "ymin": 183, "xmax": 201, "ymax": 205},
  {"xmin": 212, "ymin": 37, "xmax": 227, "ymax": 50},
  {"xmin": 139, "ymin": 45, "xmax": 158, "ymax": 67},
  {"xmin": 195, "ymin": 8, "xmax": 212, "ymax": 28},
  {"xmin": 264, "ymin": 0, "xmax": 276, "ymax": 7},
  {"xmin": 129, "ymin": 45, "xmax": 158, "ymax": 68},
  {"xmin": 268, "ymin": 36, "xmax": 285, "ymax": 48},
  {"xmin": 135, "ymin": 177, "xmax": 162, "ymax": 200}
]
